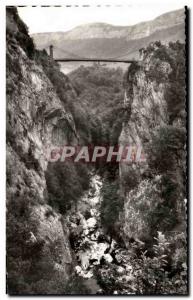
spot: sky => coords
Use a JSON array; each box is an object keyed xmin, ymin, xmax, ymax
[{"xmin": 17, "ymin": 0, "xmax": 186, "ymax": 34}]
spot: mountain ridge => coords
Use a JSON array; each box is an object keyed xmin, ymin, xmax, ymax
[
  {"xmin": 32, "ymin": 9, "xmax": 184, "ymax": 40},
  {"xmin": 31, "ymin": 8, "xmax": 185, "ymax": 62}
]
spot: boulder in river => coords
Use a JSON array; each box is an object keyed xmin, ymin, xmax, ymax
[
  {"xmin": 87, "ymin": 217, "xmax": 97, "ymax": 228},
  {"xmin": 103, "ymin": 253, "xmax": 113, "ymax": 263},
  {"xmin": 116, "ymin": 266, "xmax": 125, "ymax": 274},
  {"xmin": 80, "ymin": 251, "xmax": 90, "ymax": 270}
]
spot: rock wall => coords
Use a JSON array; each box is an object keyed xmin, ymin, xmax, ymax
[
  {"xmin": 119, "ymin": 42, "xmax": 186, "ymax": 244},
  {"xmin": 6, "ymin": 8, "xmax": 78, "ymax": 293}
]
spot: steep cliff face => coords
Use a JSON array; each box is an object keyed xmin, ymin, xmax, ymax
[
  {"xmin": 119, "ymin": 42, "xmax": 186, "ymax": 244},
  {"xmin": 6, "ymin": 8, "xmax": 79, "ymax": 293}
]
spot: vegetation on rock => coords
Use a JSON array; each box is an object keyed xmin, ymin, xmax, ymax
[{"xmin": 6, "ymin": 6, "xmax": 187, "ymax": 295}]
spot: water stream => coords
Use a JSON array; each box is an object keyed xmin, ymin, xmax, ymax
[{"xmin": 67, "ymin": 173, "xmax": 134, "ymax": 294}]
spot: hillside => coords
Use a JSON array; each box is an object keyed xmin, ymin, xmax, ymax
[{"xmin": 32, "ymin": 8, "xmax": 185, "ymax": 59}]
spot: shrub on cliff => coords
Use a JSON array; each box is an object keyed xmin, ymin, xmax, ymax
[
  {"xmin": 64, "ymin": 275, "xmax": 91, "ymax": 294},
  {"xmin": 6, "ymin": 194, "xmax": 44, "ymax": 294},
  {"xmin": 148, "ymin": 125, "xmax": 186, "ymax": 173},
  {"xmin": 100, "ymin": 178, "xmax": 124, "ymax": 237},
  {"xmin": 46, "ymin": 161, "xmax": 90, "ymax": 214},
  {"xmin": 166, "ymin": 43, "xmax": 186, "ymax": 124},
  {"xmin": 7, "ymin": 7, "xmax": 35, "ymax": 59},
  {"xmin": 133, "ymin": 232, "xmax": 187, "ymax": 294}
]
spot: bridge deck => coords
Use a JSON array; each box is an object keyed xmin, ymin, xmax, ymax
[{"xmin": 54, "ymin": 58, "xmax": 137, "ymax": 63}]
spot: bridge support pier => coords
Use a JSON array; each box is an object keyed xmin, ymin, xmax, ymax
[{"xmin": 49, "ymin": 45, "xmax": 54, "ymax": 59}]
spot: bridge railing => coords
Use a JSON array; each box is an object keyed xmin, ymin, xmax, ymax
[{"xmin": 48, "ymin": 45, "xmax": 139, "ymax": 63}]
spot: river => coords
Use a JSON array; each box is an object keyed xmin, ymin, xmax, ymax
[{"xmin": 67, "ymin": 173, "xmax": 136, "ymax": 294}]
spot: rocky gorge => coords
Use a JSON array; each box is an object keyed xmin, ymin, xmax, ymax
[{"xmin": 6, "ymin": 7, "xmax": 187, "ymax": 295}]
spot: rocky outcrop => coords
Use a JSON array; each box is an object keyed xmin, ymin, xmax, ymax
[
  {"xmin": 119, "ymin": 42, "xmax": 186, "ymax": 243},
  {"xmin": 6, "ymin": 8, "xmax": 78, "ymax": 293}
]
